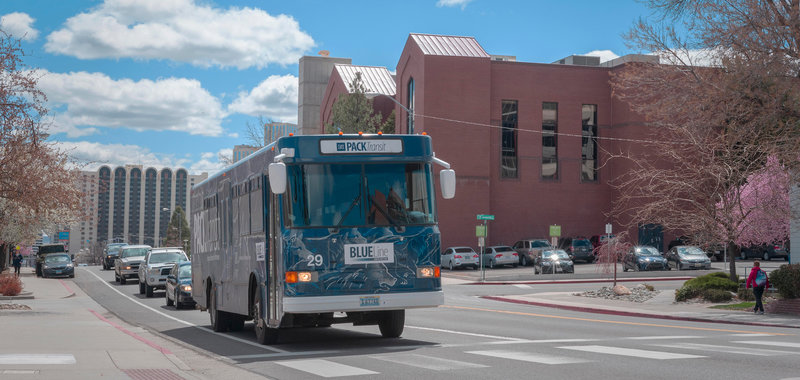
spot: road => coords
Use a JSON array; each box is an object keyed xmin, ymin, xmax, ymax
[{"xmin": 72, "ymin": 262, "xmax": 799, "ymax": 380}]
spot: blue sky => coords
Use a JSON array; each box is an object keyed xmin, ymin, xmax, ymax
[{"xmin": 0, "ymin": 0, "xmax": 655, "ymax": 175}]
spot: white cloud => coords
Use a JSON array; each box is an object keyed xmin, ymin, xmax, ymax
[
  {"xmin": 44, "ymin": 0, "xmax": 314, "ymax": 69},
  {"xmin": 436, "ymin": 0, "xmax": 473, "ymax": 9},
  {"xmin": 228, "ymin": 74, "xmax": 297, "ymax": 123},
  {"xmin": 583, "ymin": 50, "xmax": 620, "ymax": 63},
  {"xmin": 1, "ymin": 12, "xmax": 39, "ymax": 41},
  {"xmin": 37, "ymin": 70, "xmax": 225, "ymax": 137},
  {"xmin": 59, "ymin": 141, "xmax": 227, "ymax": 176}
]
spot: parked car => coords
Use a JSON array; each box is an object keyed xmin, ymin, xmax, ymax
[
  {"xmin": 114, "ymin": 245, "xmax": 151, "ymax": 284},
  {"xmin": 138, "ymin": 247, "xmax": 189, "ymax": 297},
  {"xmin": 35, "ymin": 244, "xmax": 67, "ymax": 277},
  {"xmin": 533, "ymin": 249, "xmax": 574, "ymax": 274},
  {"xmin": 739, "ymin": 243, "xmax": 789, "ymax": 261},
  {"xmin": 165, "ymin": 261, "xmax": 195, "ymax": 309},
  {"xmin": 558, "ymin": 237, "xmax": 594, "ymax": 263},
  {"xmin": 622, "ymin": 246, "xmax": 668, "ymax": 271},
  {"xmin": 589, "ymin": 234, "xmax": 616, "ymax": 250},
  {"xmin": 102, "ymin": 243, "xmax": 128, "ymax": 270},
  {"xmin": 481, "ymin": 246, "xmax": 519, "ymax": 268},
  {"xmin": 41, "ymin": 253, "xmax": 75, "ymax": 278},
  {"xmin": 665, "ymin": 245, "xmax": 711, "ymax": 270},
  {"xmin": 441, "ymin": 246, "xmax": 479, "ymax": 270},
  {"xmin": 512, "ymin": 238, "xmax": 552, "ymax": 266}
]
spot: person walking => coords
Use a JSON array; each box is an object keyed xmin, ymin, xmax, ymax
[
  {"xmin": 746, "ymin": 260, "xmax": 770, "ymax": 315},
  {"xmin": 11, "ymin": 250, "xmax": 23, "ymax": 277}
]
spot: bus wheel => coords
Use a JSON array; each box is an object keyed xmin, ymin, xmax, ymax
[
  {"xmin": 253, "ymin": 291, "xmax": 278, "ymax": 344},
  {"xmin": 228, "ymin": 317, "xmax": 245, "ymax": 332},
  {"xmin": 378, "ymin": 310, "xmax": 405, "ymax": 338},
  {"xmin": 209, "ymin": 289, "xmax": 228, "ymax": 332}
]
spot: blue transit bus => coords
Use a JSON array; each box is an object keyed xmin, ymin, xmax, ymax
[{"xmin": 190, "ymin": 134, "xmax": 456, "ymax": 344}]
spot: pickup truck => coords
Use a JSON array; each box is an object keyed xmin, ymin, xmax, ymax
[{"xmin": 114, "ymin": 245, "xmax": 151, "ymax": 284}]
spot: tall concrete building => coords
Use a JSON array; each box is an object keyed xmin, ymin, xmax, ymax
[
  {"xmin": 69, "ymin": 166, "xmax": 207, "ymax": 255},
  {"xmin": 298, "ymin": 54, "xmax": 351, "ymax": 135}
]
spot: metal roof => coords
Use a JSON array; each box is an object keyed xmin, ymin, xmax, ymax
[
  {"xmin": 334, "ymin": 65, "xmax": 396, "ymax": 96},
  {"xmin": 410, "ymin": 33, "xmax": 490, "ymax": 58}
]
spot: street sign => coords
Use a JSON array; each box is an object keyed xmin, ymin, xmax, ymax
[
  {"xmin": 605, "ymin": 223, "xmax": 612, "ymax": 234},
  {"xmin": 476, "ymin": 225, "xmax": 487, "ymax": 237},
  {"xmin": 477, "ymin": 214, "xmax": 495, "ymax": 221},
  {"xmin": 549, "ymin": 225, "xmax": 561, "ymax": 237}
]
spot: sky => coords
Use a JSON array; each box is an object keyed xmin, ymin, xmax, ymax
[{"xmin": 0, "ymin": 0, "xmax": 657, "ymax": 176}]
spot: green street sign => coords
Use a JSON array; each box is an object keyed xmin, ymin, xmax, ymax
[
  {"xmin": 549, "ymin": 225, "xmax": 561, "ymax": 237},
  {"xmin": 477, "ymin": 214, "xmax": 495, "ymax": 221},
  {"xmin": 476, "ymin": 225, "xmax": 487, "ymax": 237}
]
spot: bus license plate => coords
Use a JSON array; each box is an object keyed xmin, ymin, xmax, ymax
[{"xmin": 360, "ymin": 296, "xmax": 380, "ymax": 307}]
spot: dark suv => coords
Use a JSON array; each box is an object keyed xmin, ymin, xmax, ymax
[
  {"xmin": 558, "ymin": 237, "xmax": 594, "ymax": 263},
  {"xmin": 35, "ymin": 244, "xmax": 68, "ymax": 277},
  {"xmin": 102, "ymin": 243, "xmax": 128, "ymax": 270}
]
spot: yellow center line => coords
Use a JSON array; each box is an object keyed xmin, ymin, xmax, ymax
[{"xmin": 442, "ymin": 305, "xmax": 793, "ymax": 336}]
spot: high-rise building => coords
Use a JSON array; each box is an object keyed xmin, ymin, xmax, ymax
[
  {"xmin": 233, "ymin": 145, "xmax": 259, "ymax": 163},
  {"xmin": 68, "ymin": 166, "xmax": 207, "ymax": 255}
]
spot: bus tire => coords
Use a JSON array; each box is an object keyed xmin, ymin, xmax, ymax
[
  {"xmin": 378, "ymin": 310, "xmax": 405, "ymax": 338},
  {"xmin": 253, "ymin": 290, "xmax": 278, "ymax": 344},
  {"xmin": 209, "ymin": 288, "xmax": 228, "ymax": 332},
  {"xmin": 229, "ymin": 317, "xmax": 245, "ymax": 332}
]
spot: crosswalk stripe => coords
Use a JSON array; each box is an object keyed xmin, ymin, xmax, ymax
[
  {"xmin": 624, "ymin": 335, "xmax": 702, "ymax": 340},
  {"xmin": 654, "ymin": 343, "xmax": 800, "ymax": 356},
  {"xmin": 514, "ymin": 284, "xmax": 532, "ymax": 289},
  {"xmin": 559, "ymin": 345, "xmax": 705, "ymax": 360},
  {"xmin": 467, "ymin": 350, "xmax": 590, "ymax": 364},
  {"xmin": 732, "ymin": 340, "xmax": 800, "ymax": 348},
  {"xmin": 275, "ymin": 359, "xmax": 378, "ymax": 378},
  {"xmin": 370, "ymin": 353, "xmax": 488, "ymax": 370}
]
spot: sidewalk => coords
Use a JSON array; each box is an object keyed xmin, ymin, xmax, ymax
[
  {"xmin": 1, "ymin": 268, "xmax": 265, "ymax": 380},
  {"xmin": 485, "ymin": 288, "xmax": 800, "ymax": 329}
]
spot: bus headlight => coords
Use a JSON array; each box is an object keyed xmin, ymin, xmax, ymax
[
  {"xmin": 286, "ymin": 271, "xmax": 317, "ymax": 283},
  {"xmin": 417, "ymin": 266, "xmax": 440, "ymax": 278}
]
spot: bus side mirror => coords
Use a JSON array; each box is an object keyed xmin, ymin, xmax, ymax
[
  {"xmin": 268, "ymin": 162, "xmax": 287, "ymax": 194},
  {"xmin": 440, "ymin": 169, "xmax": 456, "ymax": 199}
]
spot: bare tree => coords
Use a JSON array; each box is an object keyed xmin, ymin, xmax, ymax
[{"xmin": 610, "ymin": 0, "xmax": 800, "ymax": 280}]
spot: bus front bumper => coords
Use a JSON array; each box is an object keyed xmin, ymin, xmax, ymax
[{"xmin": 283, "ymin": 291, "xmax": 444, "ymax": 314}]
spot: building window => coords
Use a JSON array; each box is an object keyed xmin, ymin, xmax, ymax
[
  {"xmin": 501, "ymin": 100, "xmax": 518, "ymax": 179},
  {"xmin": 542, "ymin": 102, "xmax": 558, "ymax": 180},
  {"xmin": 581, "ymin": 104, "xmax": 598, "ymax": 182},
  {"xmin": 407, "ymin": 78, "xmax": 415, "ymax": 134}
]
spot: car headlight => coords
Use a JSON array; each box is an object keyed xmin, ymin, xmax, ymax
[
  {"xmin": 148, "ymin": 268, "xmax": 160, "ymax": 275},
  {"xmin": 66, "ymin": 263, "xmax": 74, "ymax": 268},
  {"xmin": 180, "ymin": 284, "xmax": 192, "ymax": 292},
  {"xmin": 107, "ymin": 255, "xmax": 112, "ymax": 259}
]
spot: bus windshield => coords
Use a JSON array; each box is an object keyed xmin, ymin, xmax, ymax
[{"xmin": 287, "ymin": 162, "xmax": 435, "ymax": 228}]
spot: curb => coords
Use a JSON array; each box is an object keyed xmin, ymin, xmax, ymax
[
  {"xmin": 0, "ymin": 291, "xmax": 34, "ymax": 300},
  {"xmin": 483, "ymin": 295, "xmax": 800, "ymax": 329},
  {"xmin": 465, "ymin": 277, "xmax": 694, "ymax": 285}
]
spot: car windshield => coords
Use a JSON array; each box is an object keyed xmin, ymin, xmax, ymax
[
  {"xmin": 544, "ymin": 250, "xmax": 570, "ymax": 260},
  {"xmin": 149, "ymin": 252, "xmax": 186, "ymax": 264},
  {"xmin": 531, "ymin": 241, "xmax": 550, "ymax": 248},
  {"xmin": 45, "ymin": 254, "xmax": 70, "ymax": 263},
  {"xmin": 677, "ymin": 247, "xmax": 705, "ymax": 257},
  {"xmin": 454, "ymin": 248, "xmax": 475, "ymax": 254},
  {"xmin": 287, "ymin": 162, "xmax": 435, "ymax": 228},
  {"xmin": 122, "ymin": 248, "xmax": 149, "ymax": 258},
  {"xmin": 635, "ymin": 247, "xmax": 661, "ymax": 256},
  {"xmin": 39, "ymin": 245, "xmax": 66, "ymax": 254},
  {"xmin": 178, "ymin": 265, "xmax": 191, "ymax": 279},
  {"xmin": 494, "ymin": 246, "xmax": 513, "ymax": 252},
  {"xmin": 573, "ymin": 239, "xmax": 591, "ymax": 247}
]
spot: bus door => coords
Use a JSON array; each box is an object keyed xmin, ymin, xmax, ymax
[
  {"xmin": 265, "ymin": 176, "xmax": 281, "ymax": 327},
  {"xmin": 218, "ymin": 179, "xmax": 231, "ymax": 307}
]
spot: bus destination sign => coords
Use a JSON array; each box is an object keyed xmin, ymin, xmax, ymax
[{"xmin": 320, "ymin": 139, "xmax": 403, "ymax": 154}]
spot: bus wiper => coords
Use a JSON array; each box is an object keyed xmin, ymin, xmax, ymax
[
  {"xmin": 368, "ymin": 194, "xmax": 400, "ymax": 227},
  {"xmin": 336, "ymin": 194, "xmax": 361, "ymax": 227}
]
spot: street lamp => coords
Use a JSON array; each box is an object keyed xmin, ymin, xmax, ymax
[{"xmin": 366, "ymin": 92, "xmax": 414, "ymax": 134}]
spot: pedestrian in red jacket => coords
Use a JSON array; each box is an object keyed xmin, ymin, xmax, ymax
[{"xmin": 746, "ymin": 260, "xmax": 770, "ymax": 315}]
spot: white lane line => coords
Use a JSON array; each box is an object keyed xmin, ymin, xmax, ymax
[
  {"xmin": 82, "ymin": 268, "xmax": 289, "ymax": 354},
  {"xmin": 624, "ymin": 335, "xmax": 702, "ymax": 340},
  {"xmin": 729, "ymin": 333, "xmax": 776, "ymax": 337},
  {"xmin": 275, "ymin": 359, "xmax": 378, "ymax": 377},
  {"xmin": 406, "ymin": 325, "xmax": 527, "ymax": 341},
  {"xmin": 732, "ymin": 340, "xmax": 800, "ymax": 348},
  {"xmin": 467, "ymin": 350, "xmax": 590, "ymax": 365},
  {"xmin": 654, "ymin": 343, "xmax": 800, "ymax": 356},
  {"xmin": 514, "ymin": 284, "xmax": 532, "ymax": 289},
  {"xmin": 0, "ymin": 354, "xmax": 76, "ymax": 365},
  {"xmin": 370, "ymin": 353, "xmax": 488, "ymax": 370},
  {"xmin": 228, "ymin": 350, "xmax": 340, "ymax": 360},
  {"xmin": 559, "ymin": 345, "xmax": 705, "ymax": 360}
]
